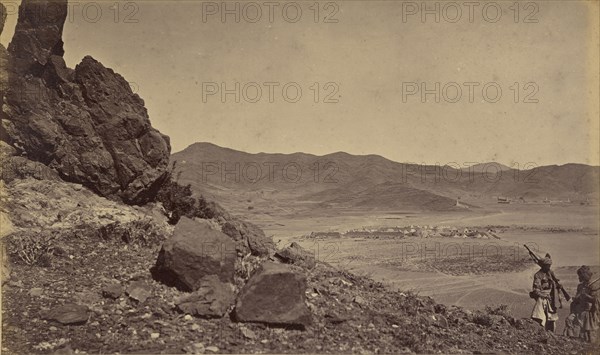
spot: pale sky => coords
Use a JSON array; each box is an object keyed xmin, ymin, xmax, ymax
[{"xmin": 2, "ymin": 0, "xmax": 599, "ymax": 166}]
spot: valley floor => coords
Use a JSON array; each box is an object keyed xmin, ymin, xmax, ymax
[{"xmin": 257, "ymin": 204, "xmax": 600, "ymax": 336}]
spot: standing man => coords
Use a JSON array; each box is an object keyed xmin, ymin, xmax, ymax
[
  {"xmin": 564, "ymin": 265, "xmax": 599, "ymax": 342},
  {"xmin": 530, "ymin": 255, "xmax": 559, "ymax": 331}
]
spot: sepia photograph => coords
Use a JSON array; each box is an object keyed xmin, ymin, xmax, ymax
[{"xmin": 0, "ymin": 0, "xmax": 599, "ymax": 353}]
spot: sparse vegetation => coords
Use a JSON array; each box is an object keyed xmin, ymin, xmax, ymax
[
  {"xmin": 98, "ymin": 219, "xmax": 166, "ymax": 246},
  {"xmin": 471, "ymin": 312, "xmax": 494, "ymax": 327},
  {"xmin": 485, "ymin": 304, "xmax": 512, "ymax": 318},
  {"xmin": 156, "ymin": 161, "xmax": 218, "ymax": 224},
  {"xmin": 5, "ymin": 231, "xmax": 57, "ymax": 267}
]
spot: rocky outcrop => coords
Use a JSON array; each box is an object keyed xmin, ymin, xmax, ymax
[
  {"xmin": 0, "ymin": 156, "xmax": 61, "ymax": 182},
  {"xmin": 151, "ymin": 217, "xmax": 237, "ymax": 291},
  {"xmin": 235, "ymin": 262, "xmax": 311, "ymax": 327},
  {"xmin": 1, "ymin": 3, "xmax": 7, "ymax": 35},
  {"xmin": 1, "ymin": 0, "xmax": 170, "ymax": 204}
]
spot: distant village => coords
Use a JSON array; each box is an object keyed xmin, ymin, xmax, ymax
[
  {"xmin": 305, "ymin": 225, "xmax": 502, "ymax": 240},
  {"xmin": 495, "ymin": 196, "xmax": 581, "ymax": 204}
]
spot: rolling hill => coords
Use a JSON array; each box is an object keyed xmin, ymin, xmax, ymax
[{"xmin": 171, "ymin": 142, "xmax": 599, "ymax": 215}]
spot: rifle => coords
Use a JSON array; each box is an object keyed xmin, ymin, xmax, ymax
[
  {"xmin": 589, "ymin": 277, "xmax": 600, "ymax": 292},
  {"xmin": 524, "ymin": 245, "xmax": 571, "ymax": 305}
]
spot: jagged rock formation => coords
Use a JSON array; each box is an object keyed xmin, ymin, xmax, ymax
[
  {"xmin": 0, "ymin": 3, "xmax": 7, "ymax": 34},
  {"xmin": 0, "ymin": 0, "xmax": 170, "ymax": 204}
]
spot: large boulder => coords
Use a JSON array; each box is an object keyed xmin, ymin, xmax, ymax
[
  {"xmin": 235, "ymin": 262, "xmax": 311, "ymax": 327},
  {"xmin": 1, "ymin": 0, "xmax": 170, "ymax": 205},
  {"xmin": 151, "ymin": 217, "xmax": 236, "ymax": 291}
]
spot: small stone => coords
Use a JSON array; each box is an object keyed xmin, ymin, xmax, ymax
[
  {"xmin": 8, "ymin": 280, "xmax": 23, "ymax": 288},
  {"xmin": 353, "ymin": 296, "xmax": 367, "ymax": 306},
  {"xmin": 102, "ymin": 283, "xmax": 123, "ymax": 299},
  {"xmin": 29, "ymin": 288, "xmax": 43, "ymax": 297},
  {"xmin": 260, "ymin": 339, "xmax": 269, "ymax": 344},
  {"xmin": 150, "ymin": 333, "xmax": 160, "ymax": 339},
  {"xmin": 241, "ymin": 327, "xmax": 257, "ymax": 340},
  {"xmin": 432, "ymin": 314, "xmax": 448, "ymax": 329},
  {"xmin": 205, "ymin": 345, "xmax": 219, "ymax": 352},
  {"xmin": 392, "ymin": 324, "xmax": 399, "ymax": 328},
  {"xmin": 127, "ymin": 281, "xmax": 152, "ymax": 303},
  {"xmin": 184, "ymin": 314, "xmax": 193, "ymax": 321},
  {"xmin": 42, "ymin": 303, "xmax": 89, "ymax": 325},
  {"xmin": 191, "ymin": 324, "xmax": 200, "ymax": 331},
  {"xmin": 49, "ymin": 326, "xmax": 57, "ymax": 331},
  {"xmin": 190, "ymin": 343, "xmax": 205, "ymax": 353}
]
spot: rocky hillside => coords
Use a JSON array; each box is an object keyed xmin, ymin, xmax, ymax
[
  {"xmin": 1, "ymin": 177, "xmax": 596, "ymax": 354},
  {"xmin": 0, "ymin": 0, "xmax": 171, "ymax": 205}
]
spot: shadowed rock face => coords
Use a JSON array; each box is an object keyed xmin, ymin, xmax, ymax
[
  {"xmin": 1, "ymin": 3, "xmax": 9, "ymax": 109},
  {"xmin": 1, "ymin": 0, "xmax": 171, "ymax": 204},
  {"xmin": 0, "ymin": 3, "xmax": 7, "ymax": 35}
]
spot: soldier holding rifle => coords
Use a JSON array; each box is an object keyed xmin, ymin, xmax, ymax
[{"xmin": 524, "ymin": 245, "xmax": 570, "ymax": 332}]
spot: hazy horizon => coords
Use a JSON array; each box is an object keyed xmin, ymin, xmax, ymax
[
  {"xmin": 2, "ymin": 0, "xmax": 598, "ymax": 166},
  {"xmin": 174, "ymin": 141, "xmax": 600, "ymax": 168}
]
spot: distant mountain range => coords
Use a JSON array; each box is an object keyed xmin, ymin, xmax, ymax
[{"xmin": 171, "ymin": 142, "xmax": 599, "ymax": 214}]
